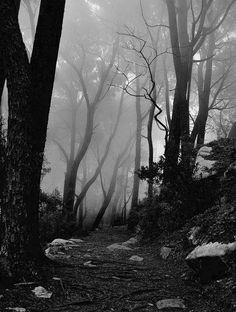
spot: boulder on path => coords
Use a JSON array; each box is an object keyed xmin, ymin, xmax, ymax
[
  {"xmin": 156, "ymin": 298, "xmax": 186, "ymax": 310},
  {"xmin": 5, "ymin": 308, "xmax": 26, "ymax": 312},
  {"xmin": 186, "ymin": 241, "xmax": 236, "ymax": 283},
  {"xmin": 107, "ymin": 243, "xmax": 132, "ymax": 251},
  {"xmin": 32, "ymin": 286, "xmax": 52, "ymax": 299},
  {"xmin": 160, "ymin": 247, "xmax": 172, "ymax": 260},
  {"xmin": 45, "ymin": 237, "xmax": 84, "ymax": 259},
  {"xmin": 49, "ymin": 238, "xmax": 82, "ymax": 246},
  {"xmin": 129, "ymin": 255, "xmax": 143, "ymax": 262},
  {"xmin": 122, "ymin": 237, "xmax": 138, "ymax": 247}
]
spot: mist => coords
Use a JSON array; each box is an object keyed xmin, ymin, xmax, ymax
[{"xmin": 4, "ymin": 0, "xmax": 236, "ymax": 230}]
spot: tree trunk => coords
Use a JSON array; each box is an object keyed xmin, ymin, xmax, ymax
[
  {"xmin": 27, "ymin": 0, "xmax": 65, "ymax": 259},
  {"xmin": 0, "ymin": 0, "xmax": 33, "ymax": 278},
  {"xmin": 72, "ymin": 90, "xmax": 124, "ymax": 220},
  {"xmin": 147, "ymin": 91, "xmax": 155, "ymax": 199},
  {"xmin": 92, "ymin": 138, "xmax": 132, "ymax": 230},
  {"xmin": 191, "ymin": 31, "xmax": 215, "ymax": 145},
  {"xmin": 0, "ymin": 0, "xmax": 65, "ymax": 278},
  {"xmin": 164, "ymin": 0, "xmax": 191, "ymax": 182},
  {"xmin": 130, "ymin": 76, "xmax": 142, "ymax": 214}
]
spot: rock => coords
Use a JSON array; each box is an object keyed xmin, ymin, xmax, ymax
[
  {"xmin": 160, "ymin": 247, "xmax": 172, "ymax": 259},
  {"xmin": 32, "ymin": 286, "xmax": 52, "ymax": 299},
  {"xmin": 122, "ymin": 237, "xmax": 138, "ymax": 247},
  {"xmin": 83, "ymin": 261, "xmax": 97, "ymax": 268},
  {"xmin": 129, "ymin": 255, "xmax": 143, "ymax": 262},
  {"xmin": 186, "ymin": 241, "xmax": 236, "ymax": 283},
  {"xmin": 49, "ymin": 238, "xmax": 78, "ymax": 246},
  {"xmin": 5, "ymin": 308, "xmax": 26, "ymax": 312},
  {"xmin": 193, "ymin": 146, "xmax": 216, "ymax": 180},
  {"xmin": 68, "ymin": 238, "xmax": 84, "ymax": 244},
  {"xmin": 188, "ymin": 226, "xmax": 201, "ymax": 246},
  {"xmin": 107, "ymin": 243, "xmax": 132, "ymax": 251},
  {"xmin": 45, "ymin": 238, "xmax": 82, "ymax": 259},
  {"xmin": 156, "ymin": 298, "xmax": 186, "ymax": 310}
]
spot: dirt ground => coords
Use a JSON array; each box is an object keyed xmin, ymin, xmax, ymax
[{"xmin": 0, "ymin": 226, "xmax": 233, "ymax": 311}]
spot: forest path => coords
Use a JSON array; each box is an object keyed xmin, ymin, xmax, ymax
[{"xmin": 0, "ymin": 226, "xmax": 226, "ymax": 311}]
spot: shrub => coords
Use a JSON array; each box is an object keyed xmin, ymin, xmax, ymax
[{"xmin": 39, "ymin": 189, "xmax": 63, "ymax": 244}]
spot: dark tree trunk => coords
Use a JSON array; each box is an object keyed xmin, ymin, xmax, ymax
[
  {"xmin": 27, "ymin": 0, "xmax": 65, "ymax": 259},
  {"xmin": 0, "ymin": 0, "xmax": 20, "ymax": 106},
  {"xmin": 164, "ymin": 0, "xmax": 191, "ymax": 183},
  {"xmin": 0, "ymin": 0, "xmax": 65, "ymax": 278},
  {"xmin": 0, "ymin": 0, "xmax": 33, "ymax": 278},
  {"xmin": 147, "ymin": 89, "xmax": 156, "ymax": 199},
  {"xmin": 130, "ymin": 76, "xmax": 142, "ymax": 215},
  {"xmin": 191, "ymin": 31, "xmax": 215, "ymax": 146}
]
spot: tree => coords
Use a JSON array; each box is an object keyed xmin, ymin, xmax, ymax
[
  {"xmin": 92, "ymin": 135, "xmax": 133, "ymax": 230},
  {"xmin": 164, "ymin": 0, "xmax": 236, "ymax": 182},
  {"xmin": 62, "ymin": 39, "xmax": 119, "ymax": 224},
  {"xmin": 0, "ymin": 0, "xmax": 65, "ymax": 279}
]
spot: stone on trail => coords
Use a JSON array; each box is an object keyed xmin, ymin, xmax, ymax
[
  {"xmin": 49, "ymin": 238, "xmax": 80, "ymax": 246},
  {"xmin": 129, "ymin": 255, "xmax": 143, "ymax": 262},
  {"xmin": 107, "ymin": 243, "xmax": 132, "ymax": 251},
  {"xmin": 160, "ymin": 247, "xmax": 172, "ymax": 259},
  {"xmin": 5, "ymin": 308, "xmax": 26, "ymax": 312},
  {"xmin": 156, "ymin": 298, "xmax": 186, "ymax": 310},
  {"xmin": 68, "ymin": 238, "xmax": 84, "ymax": 244},
  {"xmin": 122, "ymin": 237, "xmax": 138, "ymax": 247},
  {"xmin": 83, "ymin": 260, "xmax": 97, "ymax": 268},
  {"xmin": 32, "ymin": 286, "xmax": 52, "ymax": 299},
  {"xmin": 186, "ymin": 241, "xmax": 236, "ymax": 283}
]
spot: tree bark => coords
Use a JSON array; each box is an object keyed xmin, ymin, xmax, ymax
[
  {"xmin": 191, "ymin": 32, "xmax": 215, "ymax": 145},
  {"xmin": 0, "ymin": 0, "xmax": 65, "ymax": 278},
  {"xmin": 0, "ymin": 0, "xmax": 33, "ymax": 278},
  {"xmin": 27, "ymin": 0, "xmax": 65, "ymax": 259},
  {"xmin": 130, "ymin": 76, "xmax": 142, "ymax": 213}
]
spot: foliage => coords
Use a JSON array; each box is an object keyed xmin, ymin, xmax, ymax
[
  {"xmin": 39, "ymin": 189, "xmax": 63, "ymax": 244},
  {"xmin": 41, "ymin": 157, "xmax": 51, "ymax": 182},
  {"xmin": 189, "ymin": 201, "xmax": 236, "ymax": 244},
  {"xmin": 137, "ymin": 138, "xmax": 236, "ymax": 235},
  {"xmin": 137, "ymin": 156, "xmax": 164, "ymax": 185}
]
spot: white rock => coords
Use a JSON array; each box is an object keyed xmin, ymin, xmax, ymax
[
  {"xmin": 107, "ymin": 243, "xmax": 132, "ymax": 251},
  {"xmin": 188, "ymin": 226, "xmax": 201, "ymax": 246},
  {"xmin": 193, "ymin": 146, "xmax": 216, "ymax": 180},
  {"xmin": 156, "ymin": 299, "xmax": 186, "ymax": 310},
  {"xmin": 49, "ymin": 238, "xmax": 76, "ymax": 246},
  {"xmin": 122, "ymin": 237, "xmax": 138, "ymax": 247},
  {"xmin": 83, "ymin": 261, "xmax": 97, "ymax": 268},
  {"xmin": 32, "ymin": 286, "xmax": 52, "ymax": 299},
  {"xmin": 6, "ymin": 308, "xmax": 26, "ymax": 312},
  {"xmin": 160, "ymin": 247, "xmax": 172, "ymax": 259},
  {"xmin": 129, "ymin": 255, "xmax": 143, "ymax": 262},
  {"xmin": 68, "ymin": 238, "xmax": 84, "ymax": 244},
  {"xmin": 186, "ymin": 241, "xmax": 236, "ymax": 259}
]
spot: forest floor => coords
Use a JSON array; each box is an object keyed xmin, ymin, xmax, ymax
[{"xmin": 0, "ymin": 226, "xmax": 233, "ymax": 312}]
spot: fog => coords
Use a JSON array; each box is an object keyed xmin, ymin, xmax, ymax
[{"xmin": 5, "ymin": 0, "xmax": 236, "ymax": 229}]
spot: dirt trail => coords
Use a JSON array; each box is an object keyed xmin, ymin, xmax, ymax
[{"xmin": 0, "ymin": 226, "xmax": 228, "ymax": 311}]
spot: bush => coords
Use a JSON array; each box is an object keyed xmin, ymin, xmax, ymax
[{"xmin": 39, "ymin": 189, "xmax": 63, "ymax": 244}]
